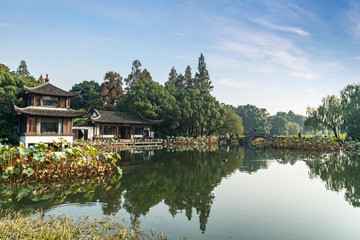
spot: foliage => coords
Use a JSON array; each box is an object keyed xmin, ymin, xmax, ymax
[
  {"xmin": 163, "ymin": 136, "xmax": 218, "ymax": 151},
  {"xmin": 70, "ymin": 80, "xmax": 103, "ymax": 111},
  {"xmin": 254, "ymin": 135, "xmax": 345, "ymax": 152},
  {"xmin": 102, "ymin": 71, "xmax": 124, "ymax": 110},
  {"xmin": 340, "ymin": 84, "xmax": 360, "ymax": 140},
  {"xmin": 164, "ymin": 53, "xmax": 212, "ymax": 92},
  {"xmin": 232, "ymin": 104, "xmax": 272, "ymax": 135},
  {"xmin": 286, "ymin": 121, "xmax": 300, "ymax": 135},
  {"xmin": 117, "ymin": 79, "xmax": 179, "ymax": 137},
  {"xmin": 16, "ymin": 60, "xmax": 30, "ymax": 77},
  {"xmin": 0, "ymin": 210, "xmax": 171, "ymax": 240},
  {"xmin": 0, "ymin": 61, "xmax": 42, "ymax": 143},
  {"xmin": 124, "ymin": 60, "xmax": 153, "ymax": 88},
  {"xmin": 194, "ymin": 53, "xmax": 213, "ymax": 91},
  {"xmin": 0, "ymin": 139, "xmax": 121, "ymax": 184},
  {"xmin": 269, "ymin": 115, "xmax": 288, "ymax": 136},
  {"xmin": 164, "ymin": 66, "xmax": 178, "ymax": 89},
  {"xmin": 304, "ymin": 95, "xmax": 341, "ymax": 138},
  {"xmin": 269, "ymin": 113, "xmax": 301, "ymax": 136},
  {"xmin": 172, "ymin": 89, "xmax": 225, "ymax": 136},
  {"xmin": 213, "ymin": 107, "xmax": 244, "ymax": 136}
]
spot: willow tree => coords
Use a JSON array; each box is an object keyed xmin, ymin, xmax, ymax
[
  {"xmin": 340, "ymin": 84, "xmax": 360, "ymax": 140},
  {"xmin": 304, "ymin": 95, "xmax": 341, "ymax": 138}
]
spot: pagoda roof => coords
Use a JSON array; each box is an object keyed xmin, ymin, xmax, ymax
[
  {"xmin": 14, "ymin": 105, "xmax": 88, "ymax": 118},
  {"xmin": 23, "ymin": 83, "xmax": 80, "ymax": 98},
  {"xmin": 90, "ymin": 110, "xmax": 162, "ymax": 125}
]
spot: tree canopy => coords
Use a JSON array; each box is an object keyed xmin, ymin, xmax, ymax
[
  {"xmin": 232, "ymin": 104, "xmax": 271, "ymax": 135},
  {"xmin": 340, "ymin": 84, "xmax": 360, "ymax": 139},
  {"xmin": 304, "ymin": 95, "xmax": 341, "ymax": 138},
  {"xmin": 0, "ymin": 61, "xmax": 42, "ymax": 143},
  {"xmin": 101, "ymin": 71, "xmax": 124, "ymax": 110},
  {"xmin": 70, "ymin": 80, "xmax": 103, "ymax": 111}
]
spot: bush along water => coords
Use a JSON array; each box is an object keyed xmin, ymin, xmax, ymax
[
  {"xmin": 251, "ymin": 135, "xmax": 356, "ymax": 153},
  {"xmin": 163, "ymin": 136, "xmax": 218, "ymax": 151},
  {"xmin": 0, "ymin": 138, "xmax": 122, "ymax": 184}
]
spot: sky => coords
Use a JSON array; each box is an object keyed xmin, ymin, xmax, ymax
[{"xmin": 1, "ymin": 0, "xmax": 360, "ymax": 115}]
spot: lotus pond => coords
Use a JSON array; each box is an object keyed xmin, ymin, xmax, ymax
[{"xmin": 2, "ymin": 146, "xmax": 360, "ymax": 239}]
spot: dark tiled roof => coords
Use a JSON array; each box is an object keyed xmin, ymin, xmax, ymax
[
  {"xmin": 23, "ymin": 83, "xmax": 80, "ymax": 98},
  {"xmin": 91, "ymin": 110, "xmax": 162, "ymax": 125},
  {"xmin": 14, "ymin": 105, "xmax": 88, "ymax": 118}
]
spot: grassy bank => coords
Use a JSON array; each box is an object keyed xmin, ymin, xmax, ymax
[{"xmin": 0, "ymin": 210, "xmax": 172, "ymax": 240}]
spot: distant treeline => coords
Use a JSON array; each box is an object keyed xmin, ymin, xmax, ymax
[{"xmin": 1, "ymin": 58, "xmax": 312, "ymax": 144}]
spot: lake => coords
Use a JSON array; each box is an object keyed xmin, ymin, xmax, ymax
[{"xmin": 2, "ymin": 146, "xmax": 360, "ymax": 240}]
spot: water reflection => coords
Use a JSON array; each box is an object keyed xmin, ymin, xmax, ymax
[
  {"xmin": 3, "ymin": 147, "xmax": 360, "ymax": 233},
  {"xmin": 305, "ymin": 153, "xmax": 360, "ymax": 207}
]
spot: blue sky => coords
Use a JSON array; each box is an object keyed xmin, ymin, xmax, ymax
[{"xmin": 1, "ymin": 0, "xmax": 360, "ymax": 115}]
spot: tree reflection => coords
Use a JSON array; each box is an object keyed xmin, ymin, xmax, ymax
[
  {"xmin": 0, "ymin": 147, "xmax": 305, "ymax": 233},
  {"xmin": 305, "ymin": 153, "xmax": 360, "ymax": 207}
]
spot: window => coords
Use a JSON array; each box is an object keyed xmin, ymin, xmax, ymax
[
  {"xmin": 43, "ymin": 96, "xmax": 58, "ymax": 106},
  {"xmin": 134, "ymin": 127, "xmax": 143, "ymax": 135},
  {"xmin": 104, "ymin": 126, "xmax": 114, "ymax": 135},
  {"xmin": 40, "ymin": 119, "xmax": 62, "ymax": 133},
  {"xmin": 28, "ymin": 118, "xmax": 36, "ymax": 133}
]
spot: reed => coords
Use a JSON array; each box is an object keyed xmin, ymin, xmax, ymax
[{"xmin": 0, "ymin": 210, "xmax": 174, "ymax": 240}]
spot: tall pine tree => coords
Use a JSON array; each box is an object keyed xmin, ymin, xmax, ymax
[{"xmin": 194, "ymin": 53, "xmax": 213, "ymax": 92}]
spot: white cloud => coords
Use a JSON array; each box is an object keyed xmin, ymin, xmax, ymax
[
  {"xmin": 217, "ymin": 78, "xmax": 255, "ymax": 89},
  {"xmin": 290, "ymin": 72, "xmax": 318, "ymax": 80},
  {"xmin": 306, "ymin": 88, "xmax": 315, "ymax": 94},
  {"xmin": 262, "ymin": 87, "xmax": 288, "ymax": 94},
  {"xmin": 252, "ymin": 18, "xmax": 310, "ymax": 36},
  {"xmin": 214, "ymin": 27, "xmax": 311, "ymax": 73},
  {"xmin": 347, "ymin": 0, "xmax": 360, "ymax": 39},
  {"xmin": 176, "ymin": 32, "xmax": 188, "ymax": 37}
]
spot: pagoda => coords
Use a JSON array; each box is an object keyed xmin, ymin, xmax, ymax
[{"xmin": 14, "ymin": 74, "xmax": 87, "ymax": 147}]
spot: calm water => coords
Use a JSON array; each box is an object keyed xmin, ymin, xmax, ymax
[{"xmin": 2, "ymin": 147, "xmax": 360, "ymax": 239}]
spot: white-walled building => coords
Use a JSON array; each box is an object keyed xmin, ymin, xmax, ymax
[{"xmin": 73, "ymin": 109, "xmax": 162, "ymax": 140}]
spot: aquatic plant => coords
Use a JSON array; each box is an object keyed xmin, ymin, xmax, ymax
[
  {"xmin": 0, "ymin": 138, "xmax": 122, "ymax": 184},
  {"xmin": 253, "ymin": 136, "xmax": 346, "ymax": 152},
  {"xmin": 163, "ymin": 136, "xmax": 218, "ymax": 151},
  {"xmin": 0, "ymin": 210, "xmax": 173, "ymax": 240}
]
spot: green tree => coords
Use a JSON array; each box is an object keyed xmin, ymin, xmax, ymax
[
  {"xmin": 340, "ymin": 84, "xmax": 360, "ymax": 140},
  {"xmin": 124, "ymin": 60, "xmax": 142, "ymax": 87},
  {"xmin": 70, "ymin": 80, "xmax": 103, "ymax": 111},
  {"xmin": 185, "ymin": 65, "xmax": 195, "ymax": 89},
  {"xmin": 164, "ymin": 67, "xmax": 178, "ymax": 89},
  {"xmin": 0, "ymin": 62, "xmax": 41, "ymax": 143},
  {"xmin": 175, "ymin": 74, "xmax": 186, "ymax": 90},
  {"xmin": 213, "ymin": 107, "xmax": 244, "ymax": 136},
  {"xmin": 304, "ymin": 95, "xmax": 341, "ymax": 138},
  {"xmin": 286, "ymin": 122, "xmax": 300, "ymax": 135},
  {"xmin": 117, "ymin": 79, "xmax": 180, "ymax": 137},
  {"xmin": 269, "ymin": 115, "xmax": 289, "ymax": 136},
  {"xmin": 101, "ymin": 71, "xmax": 124, "ymax": 110},
  {"xmin": 16, "ymin": 60, "xmax": 30, "ymax": 77},
  {"xmin": 173, "ymin": 89, "xmax": 224, "ymax": 136},
  {"xmin": 234, "ymin": 104, "xmax": 271, "ymax": 135},
  {"xmin": 38, "ymin": 74, "xmax": 45, "ymax": 82},
  {"xmin": 194, "ymin": 53, "xmax": 213, "ymax": 92}
]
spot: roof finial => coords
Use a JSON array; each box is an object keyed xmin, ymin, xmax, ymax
[{"xmin": 45, "ymin": 74, "xmax": 50, "ymax": 83}]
